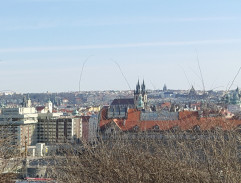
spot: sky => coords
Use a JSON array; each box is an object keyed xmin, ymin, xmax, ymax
[{"xmin": 0, "ymin": 0, "xmax": 241, "ymax": 93}]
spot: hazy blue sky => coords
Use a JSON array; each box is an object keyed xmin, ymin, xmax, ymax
[{"xmin": 1, "ymin": 0, "xmax": 241, "ymax": 92}]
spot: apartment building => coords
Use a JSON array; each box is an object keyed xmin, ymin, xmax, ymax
[
  {"xmin": 0, "ymin": 96, "xmax": 38, "ymax": 147},
  {"xmin": 37, "ymin": 113, "xmax": 75, "ymax": 144},
  {"xmin": 73, "ymin": 115, "xmax": 98, "ymax": 144}
]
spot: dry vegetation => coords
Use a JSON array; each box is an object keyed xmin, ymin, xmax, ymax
[
  {"xmin": 0, "ymin": 123, "xmax": 240, "ymax": 183},
  {"xmin": 0, "ymin": 128, "xmax": 20, "ymax": 183},
  {"xmin": 50, "ymin": 128, "xmax": 241, "ymax": 183}
]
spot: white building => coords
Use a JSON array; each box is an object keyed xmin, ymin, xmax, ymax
[
  {"xmin": 88, "ymin": 115, "xmax": 99, "ymax": 143},
  {"xmin": 0, "ymin": 96, "xmax": 38, "ymax": 148}
]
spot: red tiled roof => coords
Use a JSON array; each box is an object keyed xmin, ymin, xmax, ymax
[
  {"xmin": 36, "ymin": 106, "xmax": 45, "ymax": 111},
  {"xmin": 59, "ymin": 109, "xmax": 73, "ymax": 113},
  {"xmin": 99, "ymin": 108, "xmax": 241, "ymax": 132},
  {"xmin": 179, "ymin": 111, "xmax": 199, "ymax": 120},
  {"xmin": 99, "ymin": 107, "xmax": 112, "ymax": 128}
]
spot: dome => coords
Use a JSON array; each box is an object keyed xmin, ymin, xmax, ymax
[{"xmin": 72, "ymin": 109, "xmax": 79, "ymax": 115}]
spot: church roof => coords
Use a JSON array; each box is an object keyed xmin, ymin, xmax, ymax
[{"xmin": 111, "ymin": 98, "xmax": 134, "ymax": 106}]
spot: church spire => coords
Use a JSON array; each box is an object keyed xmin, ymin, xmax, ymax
[
  {"xmin": 135, "ymin": 79, "xmax": 140, "ymax": 94},
  {"xmin": 236, "ymin": 86, "xmax": 240, "ymax": 94},
  {"xmin": 134, "ymin": 79, "xmax": 148, "ymax": 110},
  {"xmin": 163, "ymin": 84, "xmax": 167, "ymax": 92},
  {"xmin": 141, "ymin": 79, "xmax": 146, "ymax": 95}
]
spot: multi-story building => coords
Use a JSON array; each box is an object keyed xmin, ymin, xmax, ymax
[
  {"xmin": 37, "ymin": 113, "xmax": 60, "ymax": 144},
  {"xmin": 73, "ymin": 115, "xmax": 98, "ymax": 144},
  {"xmin": 37, "ymin": 113, "xmax": 75, "ymax": 144},
  {"xmin": 37, "ymin": 113, "xmax": 98, "ymax": 144},
  {"xmin": 0, "ymin": 96, "xmax": 99, "ymax": 147},
  {"xmin": 0, "ymin": 96, "xmax": 38, "ymax": 148},
  {"xmin": 88, "ymin": 114, "xmax": 99, "ymax": 143}
]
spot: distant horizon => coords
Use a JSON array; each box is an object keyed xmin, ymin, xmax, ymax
[{"xmin": 0, "ymin": 86, "xmax": 238, "ymax": 95}]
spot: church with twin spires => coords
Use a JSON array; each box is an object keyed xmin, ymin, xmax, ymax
[
  {"xmin": 107, "ymin": 80, "xmax": 148, "ymax": 119},
  {"xmin": 134, "ymin": 80, "xmax": 147, "ymax": 110}
]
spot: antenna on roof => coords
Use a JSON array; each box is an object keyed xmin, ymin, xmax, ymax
[
  {"xmin": 112, "ymin": 59, "xmax": 131, "ymax": 90},
  {"xmin": 225, "ymin": 80, "xmax": 231, "ymax": 92},
  {"xmin": 221, "ymin": 66, "xmax": 241, "ymax": 106},
  {"xmin": 79, "ymin": 55, "xmax": 93, "ymax": 93},
  {"xmin": 226, "ymin": 66, "xmax": 241, "ymax": 92}
]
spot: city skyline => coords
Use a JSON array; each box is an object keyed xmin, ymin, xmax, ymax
[{"xmin": 1, "ymin": 0, "xmax": 241, "ymax": 92}]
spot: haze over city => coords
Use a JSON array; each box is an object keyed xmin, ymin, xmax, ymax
[{"xmin": 1, "ymin": 0, "xmax": 241, "ymax": 92}]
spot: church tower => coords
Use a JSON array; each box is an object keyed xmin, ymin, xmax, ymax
[
  {"xmin": 134, "ymin": 80, "xmax": 141, "ymax": 108},
  {"xmin": 22, "ymin": 94, "xmax": 32, "ymax": 108},
  {"xmin": 46, "ymin": 99, "xmax": 53, "ymax": 113},
  {"xmin": 141, "ymin": 80, "xmax": 147, "ymax": 108},
  {"xmin": 163, "ymin": 84, "xmax": 167, "ymax": 92},
  {"xmin": 134, "ymin": 79, "xmax": 147, "ymax": 110},
  {"xmin": 236, "ymin": 87, "xmax": 241, "ymax": 99},
  {"xmin": 27, "ymin": 94, "xmax": 32, "ymax": 107},
  {"xmin": 189, "ymin": 86, "xmax": 197, "ymax": 99}
]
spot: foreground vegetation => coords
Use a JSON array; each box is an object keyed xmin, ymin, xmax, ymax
[
  {"xmin": 0, "ymin": 134, "xmax": 20, "ymax": 183},
  {"xmin": 0, "ymin": 128, "xmax": 240, "ymax": 182},
  {"xmin": 50, "ymin": 129, "xmax": 241, "ymax": 183}
]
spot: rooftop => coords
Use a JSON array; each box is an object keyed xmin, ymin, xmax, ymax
[{"xmin": 100, "ymin": 108, "xmax": 241, "ymax": 132}]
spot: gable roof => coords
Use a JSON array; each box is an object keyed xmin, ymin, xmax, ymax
[{"xmin": 111, "ymin": 98, "xmax": 134, "ymax": 106}]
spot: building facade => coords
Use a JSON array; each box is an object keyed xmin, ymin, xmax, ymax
[
  {"xmin": 0, "ymin": 96, "xmax": 38, "ymax": 148},
  {"xmin": 37, "ymin": 113, "xmax": 75, "ymax": 144}
]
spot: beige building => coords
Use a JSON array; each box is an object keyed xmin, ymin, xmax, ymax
[
  {"xmin": 0, "ymin": 96, "xmax": 38, "ymax": 148},
  {"xmin": 86, "ymin": 106, "xmax": 101, "ymax": 112}
]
